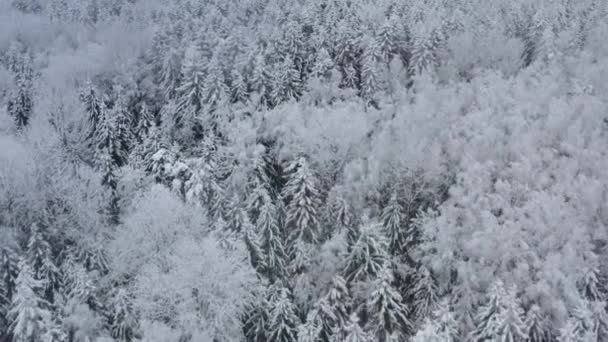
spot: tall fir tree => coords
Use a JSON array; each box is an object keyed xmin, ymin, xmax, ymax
[
  {"xmin": 26, "ymin": 223, "xmax": 61, "ymax": 304},
  {"xmin": 282, "ymin": 157, "xmax": 322, "ymax": 245},
  {"xmin": 381, "ymin": 193, "xmax": 407, "ymax": 255},
  {"xmin": 267, "ymin": 286, "xmax": 299, "ymax": 342},
  {"xmin": 0, "ymin": 247, "xmax": 20, "ymax": 339},
  {"xmin": 366, "ymin": 266, "xmax": 413, "ymax": 342},
  {"xmin": 7, "ymin": 53, "xmax": 34, "ymax": 130},
  {"xmin": 8, "ymin": 262, "xmax": 53, "ymax": 342},
  {"xmin": 343, "ymin": 223, "xmax": 389, "ymax": 283}
]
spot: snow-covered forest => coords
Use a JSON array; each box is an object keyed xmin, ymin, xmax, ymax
[{"xmin": 1, "ymin": 0, "xmax": 608, "ymax": 341}]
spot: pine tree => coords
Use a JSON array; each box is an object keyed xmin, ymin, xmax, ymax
[
  {"xmin": 106, "ymin": 288, "xmax": 138, "ymax": 342},
  {"xmin": 258, "ymin": 197, "xmax": 288, "ymax": 282},
  {"xmin": 409, "ymin": 27, "xmax": 442, "ymax": 75},
  {"xmin": 473, "ymin": 281, "xmax": 527, "ymax": 342},
  {"xmin": 159, "ymin": 47, "xmax": 182, "ymax": 100},
  {"xmin": 0, "ymin": 247, "xmax": 20, "ymax": 338},
  {"xmin": 79, "ymin": 81, "xmax": 104, "ymax": 144},
  {"xmin": 26, "ymin": 223, "xmax": 61, "ymax": 304},
  {"xmin": 381, "ymin": 193, "xmax": 407, "ymax": 255},
  {"xmin": 244, "ymin": 296, "xmax": 269, "ymax": 342},
  {"xmin": 366, "ymin": 266, "xmax": 413, "ymax": 342},
  {"xmin": 267, "ymin": 286, "xmax": 299, "ymax": 342},
  {"xmin": 244, "ymin": 222, "xmax": 267, "ymax": 275},
  {"xmin": 411, "ymin": 265, "xmax": 439, "ymax": 323},
  {"xmin": 325, "ymin": 276, "xmax": 351, "ymax": 334},
  {"xmin": 174, "ymin": 43, "xmax": 206, "ymax": 137},
  {"xmin": 8, "ymin": 262, "xmax": 53, "ymax": 342},
  {"xmin": 343, "ymin": 223, "xmax": 389, "ymax": 282},
  {"xmin": 135, "ymin": 102, "xmax": 155, "ymax": 141},
  {"xmin": 335, "ymin": 313, "xmax": 371, "ymax": 342},
  {"xmin": 283, "ymin": 157, "xmax": 322, "ymax": 245},
  {"xmin": 7, "ymin": 53, "xmax": 34, "ymax": 130},
  {"xmin": 250, "ymin": 50, "xmax": 270, "ymax": 106},
  {"xmin": 270, "ymin": 59, "xmax": 302, "ymax": 106},
  {"xmin": 226, "ymin": 193, "xmax": 249, "ymax": 233},
  {"xmin": 231, "ymin": 68, "xmax": 249, "ymax": 104},
  {"xmin": 525, "ymin": 304, "xmax": 550, "ymax": 342},
  {"xmin": 360, "ymin": 42, "xmax": 382, "ymax": 103},
  {"xmin": 578, "ymin": 266, "xmax": 608, "ymax": 302}
]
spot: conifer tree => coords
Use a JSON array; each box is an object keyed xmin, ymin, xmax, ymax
[
  {"xmin": 106, "ymin": 288, "xmax": 138, "ymax": 342},
  {"xmin": 7, "ymin": 53, "xmax": 34, "ymax": 130},
  {"xmin": 174, "ymin": 43, "xmax": 206, "ymax": 137},
  {"xmin": 26, "ymin": 224, "xmax": 61, "ymax": 304},
  {"xmin": 0, "ymin": 247, "xmax": 19, "ymax": 338},
  {"xmin": 80, "ymin": 81, "xmax": 104, "ymax": 146},
  {"xmin": 231, "ymin": 68, "xmax": 249, "ymax": 104},
  {"xmin": 411, "ymin": 265, "xmax": 439, "ymax": 323},
  {"xmin": 267, "ymin": 286, "xmax": 299, "ymax": 342},
  {"xmin": 366, "ymin": 266, "xmax": 413, "ymax": 342},
  {"xmin": 525, "ymin": 304, "xmax": 551, "ymax": 342},
  {"xmin": 335, "ymin": 313, "xmax": 371, "ymax": 342},
  {"xmin": 283, "ymin": 157, "xmax": 322, "ymax": 245},
  {"xmin": 381, "ymin": 193, "xmax": 407, "ymax": 255},
  {"xmin": 244, "ymin": 296, "xmax": 269, "ymax": 342},
  {"xmin": 258, "ymin": 197, "xmax": 288, "ymax": 282},
  {"xmin": 343, "ymin": 223, "xmax": 389, "ymax": 282},
  {"xmin": 473, "ymin": 281, "xmax": 527, "ymax": 342},
  {"xmin": 8, "ymin": 262, "xmax": 53, "ymax": 342}
]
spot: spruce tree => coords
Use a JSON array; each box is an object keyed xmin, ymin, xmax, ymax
[
  {"xmin": 0, "ymin": 247, "xmax": 19, "ymax": 339},
  {"xmin": 80, "ymin": 81, "xmax": 104, "ymax": 145},
  {"xmin": 525, "ymin": 304, "xmax": 551, "ymax": 342},
  {"xmin": 283, "ymin": 157, "xmax": 322, "ymax": 245},
  {"xmin": 343, "ymin": 223, "xmax": 389, "ymax": 282},
  {"xmin": 411, "ymin": 265, "xmax": 439, "ymax": 323},
  {"xmin": 381, "ymin": 193, "xmax": 407, "ymax": 255},
  {"xmin": 366, "ymin": 266, "xmax": 413, "ymax": 342},
  {"xmin": 257, "ymin": 197, "xmax": 288, "ymax": 282},
  {"xmin": 7, "ymin": 53, "xmax": 34, "ymax": 130},
  {"xmin": 473, "ymin": 281, "xmax": 527, "ymax": 342},
  {"xmin": 8, "ymin": 262, "xmax": 53, "ymax": 342},
  {"xmin": 335, "ymin": 313, "xmax": 371, "ymax": 342},
  {"xmin": 106, "ymin": 288, "xmax": 138, "ymax": 342},
  {"xmin": 267, "ymin": 286, "xmax": 299, "ymax": 342},
  {"xmin": 26, "ymin": 223, "xmax": 61, "ymax": 304}
]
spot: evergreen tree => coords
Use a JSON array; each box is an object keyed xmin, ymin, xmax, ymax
[
  {"xmin": 135, "ymin": 102, "xmax": 155, "ymax": 141},
  {"xmin": 473, "ymin": 281, "xmax": 527, "ymax": 342},
  {"xmin": 0, "ymin": 247, "xmax": 20, "ymax": 339},
  {"xmin": 578, "ymin": 266, "xmax": 608, "ymax": 302},
  {"xmin": 381, "ymin": 193, "xmax": 407, "ymax": 255},
  {"xmin": 7, "ymin": 53, "xmax": 34, "ymax": 130},
  {"xmin": 335, "ymin": 313, "xmax": 371, "ymax": 342},
  {"xmin": 366, "ymin": 266, "xmax": 413, "ymax": 342},
  {"xmin": 244, "ymin": 222, "xmax": 267, "ymax": 275},
  {"xmin": 26, "ymin": 223, "xmax": 61, "ymax": 304},
  {"xmin": 250, "ymin": 50, "xmax": 270, "ymax": 106},
  {"xmin": 258, "ymin": 197, "xmax": 288, "ymax": 282},
  {"xmin": 174, "ymin": 43, "xmax": 206, "ymax": 137},
  {"xmin": 244, "ymin": 296, "xmax": 269, "ymax": 342},
  {"xmin": 267, "ymin": 286, "xmax": 299, "ymax": 342},
  {"xmin": 79, "ymin": 81, "xmax": 104, "ymax": 144},
  {"xmin": 231, "ymin": 68, "xmax": 249, "ymax": 104},
  {"xmin": 159, "ymin": 47, "xmax": 182, "ymax": 100},
  {"xmin": 413, "ymin": 299, "xmax": 458, "ymax": 342},
  {"xmin": 283, "ymin": 157, "xmax": 322, "ymax": 245},
  {"xmin": 226, "ymin": 193, "xmax": 249, "ymax": 233},
  {"xmin": 411, "ymin": 265, "xmax": 439, "ymax": 323},
  {"xmin": 8, "ymin": 262, "xmax": 53, "ymax": 342},
  {"xmin": 525, "ymin": 304, "xmax": 551, "ymax": 342},
  {"xmin": 343, "ymin": 223, "xmax": 389, "ymax": 282},
  {"xmin": 105, "ymin": 288, "xmax": 138, "ymax": 342}
]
